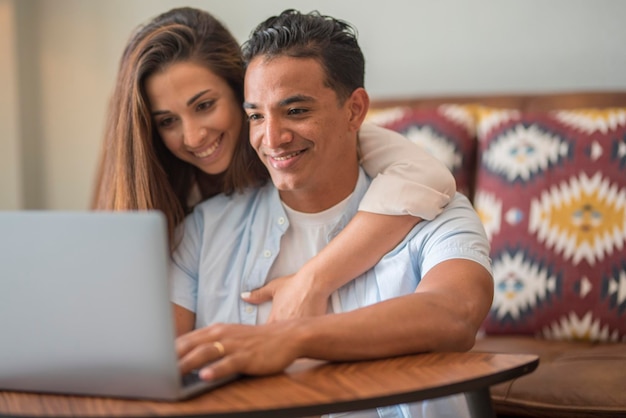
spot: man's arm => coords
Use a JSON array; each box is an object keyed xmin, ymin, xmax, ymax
[
  {"xmin": 176, "ymin": 258, "xmax": 493, "ymax": 380},
  {"xmin": 174, "ymin": 304, "xmax": 195, "ymax": 337},
  {"xmin": 298, "ymin": 259, "xmax": 493, "ymax": 359}
]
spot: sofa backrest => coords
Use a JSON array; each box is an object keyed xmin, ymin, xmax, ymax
[{"xmin": 367, "ymin": 91, "xmax": 626, "ymax": 343}]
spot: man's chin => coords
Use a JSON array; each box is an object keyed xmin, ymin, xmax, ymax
[
  {"xmin": 269, "ymin": 171, "xmax": 305, "ymax": 191},
  {"xmin": 270, "ymin": 177, "xmax": 299, "ymax": 192}
]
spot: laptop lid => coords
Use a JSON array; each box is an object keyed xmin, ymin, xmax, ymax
[{"xmin": 0, "ymin": 211, "xmax": 228, "ymax": 401}]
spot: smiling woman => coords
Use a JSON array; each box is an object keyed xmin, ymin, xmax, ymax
[
  {"xmin": 145, "ymin": 61, "xmax": 242, "ymax": 176},
  {"xmin": 92, "ymin": 7, "xmax": 267, "ymax": 239}
]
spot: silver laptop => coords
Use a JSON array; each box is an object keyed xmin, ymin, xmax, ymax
[{"xmin": 0, "ymin": 210, "xmax": 235, "ymax": 401}]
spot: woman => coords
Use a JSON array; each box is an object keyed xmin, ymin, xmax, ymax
[{"xmin": 92, "ymin": 7, "xmax": 456, "ymax": 323}]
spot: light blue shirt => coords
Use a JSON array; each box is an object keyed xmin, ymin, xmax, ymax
[
  {"xmin": 171, "ymin": 169, "xmax": 491, "ymax": 323},
  {"xmin": 171, "ymin": 168, "xmax": 492, "ymax": 418}
]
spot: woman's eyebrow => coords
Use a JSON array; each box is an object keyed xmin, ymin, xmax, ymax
[
  {"xmin": 151, "ymin": 89, "xmax": 212, "ymax": 116},
  {"xmin": 186, "ymin": 89, "xmax": 211, "ymax": 106}
]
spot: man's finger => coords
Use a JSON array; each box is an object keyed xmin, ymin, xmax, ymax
[
  {"xmin": 175, "ymin": 325, "xmax": 220, "ymax": 357},
  {"xmin": 199, "ymin": 355, "xmax": 239, "ymax": 381},
  {"xmin": 179, "ymin": 341, "xmax": 224, "ymax": 375}
]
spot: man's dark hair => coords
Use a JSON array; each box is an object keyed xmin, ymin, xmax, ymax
[{"xmin": 241, "ymin": 9, "xmax": 365, "ymax": 102}]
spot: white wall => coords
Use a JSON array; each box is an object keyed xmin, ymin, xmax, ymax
[
  {"xmin": 0, "ymin": 0, "xmax": 22, "ymax": 209},
  {"xmin": 2, "ymin": 0, "xmax": 626, "ymax": 210}
]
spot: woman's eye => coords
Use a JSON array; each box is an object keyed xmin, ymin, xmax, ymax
[
  {"xmin": 157, "ymin": 117, "xmax": 175, "ymax": 129},
  {"xmin": 197, "ymin": 100, "xmax": 214, "ymax": 111}
]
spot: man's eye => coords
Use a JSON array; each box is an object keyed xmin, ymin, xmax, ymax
[
  {"xmin": 247, "ymin": 113, "xmax": 262, "ymax": 121},
  {"xmin": 288, "ymin": 108, "xmax": 307, "ymax": 116}
]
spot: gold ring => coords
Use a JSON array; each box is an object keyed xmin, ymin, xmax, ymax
[{"xmin": 212, "ymin": 341, "xmax": 225, "ymax": 357}]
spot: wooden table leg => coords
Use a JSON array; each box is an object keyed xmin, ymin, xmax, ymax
[{"xmin": 464, "ymin": 388, "xmax": 496, "ymax": 418}]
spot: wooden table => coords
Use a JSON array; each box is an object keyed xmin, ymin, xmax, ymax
[{"xmin": 0, "ymin": 352, "xmax": 538, "ymax": 418}]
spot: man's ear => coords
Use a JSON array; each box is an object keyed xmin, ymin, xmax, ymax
[{"xmin": 346, "ymin": 87, "xmax": 370, "ymax": 132}]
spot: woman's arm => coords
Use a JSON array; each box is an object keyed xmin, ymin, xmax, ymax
[
  {"xmin": 357, "ymin": 122, "xmax": 455, "ymax": 218},
  {"xmin": 242, "ymin": 122, "xmax": 456, "ymax": 322}
]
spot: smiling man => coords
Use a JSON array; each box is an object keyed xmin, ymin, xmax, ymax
[
  {"xmin": 243, "ymin": 55, "xmax": 363, "ymax": 213},
  {"xmin": 171, "ymin": 9, "xmax": 493, "ymax": 418}
]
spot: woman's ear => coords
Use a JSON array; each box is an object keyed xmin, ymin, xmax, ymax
[{"xmin": 346, "ymin": 87, "xmax": 370, "ymax": 132}]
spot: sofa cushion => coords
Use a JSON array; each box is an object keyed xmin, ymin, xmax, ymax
[
  {"xmin": 366, "ymin": 105, "xmax": 478, "ymax": 200},
  {"xmin": 474, "ymin": 107, "xmax": 626, "ymax": 342},
  {"xmin": 473, "ymin": 336, "xmax": 626, "ymax": 418}
]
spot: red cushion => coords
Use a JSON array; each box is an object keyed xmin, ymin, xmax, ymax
[
  {"xmin": 366, "ymin": 105, "xmax": 477, "ymax": 200},
  {"xmin": 475, "ymin": 107, "xmax": 626, "ymax": 342}
]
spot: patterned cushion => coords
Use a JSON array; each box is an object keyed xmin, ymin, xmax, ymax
[
  {"xmin": 366, "ymin": 105, "xmax": 478, "ymax": 200},
  {"xmin": 475, "ymin": 107, "xmax": 626, "ymax": 342}
]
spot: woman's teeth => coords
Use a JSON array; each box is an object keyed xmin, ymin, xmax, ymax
[{"xmin": 194, "ymin": 137, "xmax": 221, "ymax": 158}]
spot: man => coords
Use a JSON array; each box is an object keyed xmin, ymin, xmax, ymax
[{"xmin": 172, "ymin": 9, "xmax": 493, "ymax": 417}]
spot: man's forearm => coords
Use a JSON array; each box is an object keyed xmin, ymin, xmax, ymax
[
  {"xmin": 176, "ymin": 259, "xmax": 492, "ymax": 381},
  {"xmin": 292, "ymin": 260, "xmax": 493, "ymax": 361}
]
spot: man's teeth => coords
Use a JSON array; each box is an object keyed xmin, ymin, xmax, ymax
[
  {"xmin": 272, "ymin": 150, "xmax": 303, "ymax": 161},
  {"xmin": 194, "ymin": 138, "xmax": 221, "ymax": 158}
]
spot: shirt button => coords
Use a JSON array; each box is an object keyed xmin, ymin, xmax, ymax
[
  {"xmin": 277, "ymin": 217, "xmax": 286, "ymax": 225},
  {"xmin": 263, "ymin": 250, "xmax": 272, "ymax": 258},
  {"xmin": 245, "ymin": 306, "xmax": 254, "ymax": 314}
]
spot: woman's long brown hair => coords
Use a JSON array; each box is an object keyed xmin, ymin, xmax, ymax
[{"xmin": 92, "ymin": 7, "xmax": 267, "ymax": 250}]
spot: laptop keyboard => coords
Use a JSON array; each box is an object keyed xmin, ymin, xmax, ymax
[{"xmin": 181, "ymin": 369, "xmax": 203, "ymax": 387}]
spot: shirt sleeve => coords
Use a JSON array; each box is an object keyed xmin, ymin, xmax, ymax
[
  {"xmin": 416, "ymin": 194, "xmax": 492, "ymax": 278},
  {"xmin": 357, "ymin": 122, "xmax": 456, "ymax": 220},
  {"xmin": 169, "ymin": 211, "xmax": 203, "ymax": 313}
]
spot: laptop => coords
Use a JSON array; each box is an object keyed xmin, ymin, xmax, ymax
[{"xmin": 0, "ymin": 210, "xmax": 235, "ymax": 401}]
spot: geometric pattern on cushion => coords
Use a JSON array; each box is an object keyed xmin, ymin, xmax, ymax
[
  {"xmin": 366, "ymin": 105, "xmax": 478, "ymax": 200},
  {"xmin": 475, "ymin": 107, "xmax": 626, "ymax": 342}
]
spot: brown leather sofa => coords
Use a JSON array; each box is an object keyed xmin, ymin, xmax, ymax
[{"xmin": 368, "ymin": 92, "xmax": 626, "ymax": 418}]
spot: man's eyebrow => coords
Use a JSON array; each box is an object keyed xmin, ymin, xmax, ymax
[
  {"xmin": 280, "ymin": 94, "xmax": 315, "ymax": 107},
  {"xmin": 243, "ymin": 94, "xmax": 315, "ymax": 110}
]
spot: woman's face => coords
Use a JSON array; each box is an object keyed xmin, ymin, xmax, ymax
[{"xmin": 145, "ymin": 61, "xmax": 243, "ymax": 175}]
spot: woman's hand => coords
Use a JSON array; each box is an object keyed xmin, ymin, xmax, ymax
[
  {"xmin": 241, "ymin": 271, "xmax": 330, "ymax": 322},
  {"xmin": 241, "ymin": 213, "xmax": 421, "ymax": 323}
]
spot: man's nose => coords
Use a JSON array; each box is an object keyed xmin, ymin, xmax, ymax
[{"xmin": 263, "ymin": 117, "xmax": 292, "ymax": 148}]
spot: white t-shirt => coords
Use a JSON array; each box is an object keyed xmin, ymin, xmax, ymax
[{"xmin": 257, "ymin": 193, "xmax": 352, "ymax": 323}]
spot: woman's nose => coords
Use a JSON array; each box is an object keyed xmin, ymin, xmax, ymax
[{"xmin": 183, "ymin": 124, "xmax": 207, "ymax": 148}]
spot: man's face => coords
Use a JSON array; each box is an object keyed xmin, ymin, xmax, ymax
[{"xmin": 244, "ymin": 56, "xmax": 361, "ymax": 213}]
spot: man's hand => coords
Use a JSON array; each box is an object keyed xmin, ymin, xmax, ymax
[
  {"xmin": 176, "ymin": 322, "xmax": 302, "ymax": 381},
  {"xmin": 241, "ymin": 273, "xmax": 329, "ymax": 322}
]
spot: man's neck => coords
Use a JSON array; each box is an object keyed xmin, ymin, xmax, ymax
[{"xmin": 278, "ymin": 167, "xmax": 360, "ymax": 213}]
